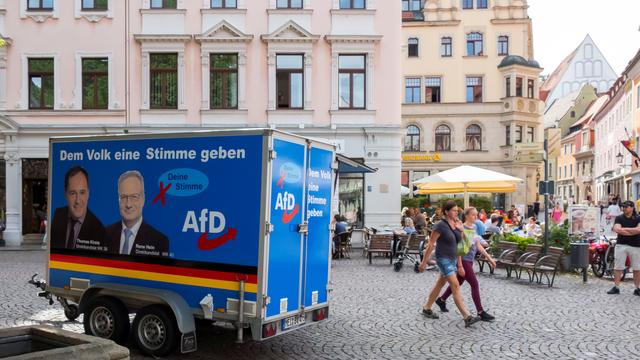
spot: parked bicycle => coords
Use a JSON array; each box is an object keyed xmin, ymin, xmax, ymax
[{"xmin": 603, "ymin": 233, "xmax": 631, "ymax": 281}]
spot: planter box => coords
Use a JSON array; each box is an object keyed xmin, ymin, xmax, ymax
[{"xmin": 0, "ymin": 326, "xmax": 129, "ymax": 360}]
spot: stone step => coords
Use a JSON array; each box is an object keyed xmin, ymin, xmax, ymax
[{"xmin": 22, "ymin": 234, "xmax": 45, "ymax": 245}]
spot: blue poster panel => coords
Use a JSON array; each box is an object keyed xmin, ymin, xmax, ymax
[
  {"xmin": 49, "ymin": 135, "xmax": 263, "ymax": 268},
  {"xmin": 266, "ymin": 138, "xmax": 305, "ymax": 318},
  {"xmin": 303, "ymin": 146, "xmax": 333, "ymax": 307}
]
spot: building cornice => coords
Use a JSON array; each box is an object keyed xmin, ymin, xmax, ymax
[
  {"xmin": 134, "ymin": 34, "xmax": 192, "ymax": 43},
  {"xmin": 325, "ymin": 35, "xmax": 382, "ymax": 44},
  {"xmin": 139, "ymin": 9, "xmax": 186, "ymax": 15},
  {"xmin": 403, "ymin": 20, "xmax": 461, "ymax": 27}
]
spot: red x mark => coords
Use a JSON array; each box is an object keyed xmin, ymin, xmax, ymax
[
  {"xmin": 276, "ymin": 171, "xmax": 286, "ymax": 189},
  {"xmin": 153, "ymin": 181, "xmax": 172, "ymax": 206}
]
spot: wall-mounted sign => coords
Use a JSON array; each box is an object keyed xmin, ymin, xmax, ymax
[{"xmin": 402, "ymin": 153, "xmax": 442, "ymax": 162}]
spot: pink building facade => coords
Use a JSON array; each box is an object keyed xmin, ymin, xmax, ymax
[{"xmin": 0, "ymin": 0, "xmax": 401, "ymax": 245}]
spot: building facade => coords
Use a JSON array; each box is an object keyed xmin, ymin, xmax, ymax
[
  {"xmin": 625, "ymin": 50, "xmax": 640, "ymax": 200},
  {"xmin": 401, "ymin": 0, "xmax": 543, "ymax": 209},
  {"xmin": 557, "ymin": 134, "xmax": 576, "ymax": 204},
  {"xmin": 594, "ymin": 75, "xmax": 633, "ymax": 203},
  {"xmin": 540, "ymin": 34, "xmax": 617, "ymax": 112},
  {"xmin": 0, "ymin": 0, "xmax": 402, "ymax": 245}
]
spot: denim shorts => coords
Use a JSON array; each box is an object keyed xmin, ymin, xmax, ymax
[{"xmin": 436, "ymin": 257, "xmax": 458, "ymax": 277}]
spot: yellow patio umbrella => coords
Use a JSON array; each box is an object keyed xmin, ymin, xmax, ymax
[{"xmin": 413, "ymin": 165, "xmax": 523, "ymax": 208}]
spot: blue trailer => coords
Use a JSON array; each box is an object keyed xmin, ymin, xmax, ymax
[{"xmin": 42, "ymin": 129, "xmax": 334, "ymax": 356}]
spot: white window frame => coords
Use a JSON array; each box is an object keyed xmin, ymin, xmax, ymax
[
  {"xmin": 329, "ymin": 41, "xmax": 377, "ymax": 111},
  {"xmin": 142, "ymin": 0, "xmax": 186, "ymax": 9},
  {"xmin": 21, "ymin": 53, "xmax": 60, "ymax": 110},
  {"xmin": 332, "ymin": 0, "xmax": 375, "ymax": 9},
  {"xmin": 20, "ymin": 0, "xmax": 59, "ymax": 22},
  {"xmin": 203, "ymin": 0, "xmax": 246, "ymax": 8},
  {"xmin": 270, "ymin": 0, "xmax": 310, "ymax": 9},
  {"xmin": 74, "ymin": 52, "xmax": 116, "ymax": 110},
  {"xmin": 138, "ymin": 42, "xmax": 187, "ymax": 111},
  {"xmin": 200, "ymin": 46, "xmax": 247, "ymax": 111},
  {"xmin": 74, "ymin": 0, "xmax": 113, "ymax": 22}
]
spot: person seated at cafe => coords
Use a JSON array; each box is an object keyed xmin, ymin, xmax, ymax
[
  {"xmin": 486, "ymin": 215, "xmax": 502, "ymax": 235},
  {"xmin": 332, "ymin": 214, "xmax": 348, "ymax": 257},
  {"xmin": 525, "ymin": 216, "xmax": 541, "ymax": 235},
  {"xmin": 403, "ymin": 217, "xmax": 417, "ymax": 235},
  {"xmin": 413, "ymin": 208, "xmax": 427, "ymax": 234},
  {"xmin": 508, "ymin": 208, "xmax": 523, "ymax": 227}
]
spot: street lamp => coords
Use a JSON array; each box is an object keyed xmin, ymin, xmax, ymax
[{"xmin": 616, "ymin": 151, "xmax": 624, "ymax": 164}]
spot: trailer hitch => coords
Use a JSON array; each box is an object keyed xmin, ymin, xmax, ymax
[{"xmin": 28, "ymin": 273, "xmax": 53, "ymax": 305}]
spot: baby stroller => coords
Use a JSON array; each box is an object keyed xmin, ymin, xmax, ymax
[{"xmin": 393, "ymin": 233, "xmax": 427, "ymax": 272}]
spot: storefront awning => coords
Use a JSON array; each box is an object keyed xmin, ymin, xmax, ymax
[{"xmin": 336, "ymin": 154, "xmax": 377, "ymax": 174}]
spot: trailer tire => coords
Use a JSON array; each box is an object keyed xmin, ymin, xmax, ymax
[
  {"xmin": 83, "ymin": 296, "xmax": 130, "ymax": 344},
  {"xmin": 133, "ymin": 305, "xmax": 178, "ymax": 357},
  {"xmin": 64, "ymin": 304, "xmax": 80, "ymax": 321}
]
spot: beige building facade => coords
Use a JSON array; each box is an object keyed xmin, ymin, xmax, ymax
[{"xmin": 401, "ymin": 0, "xmax": 543, "ymax": 209}]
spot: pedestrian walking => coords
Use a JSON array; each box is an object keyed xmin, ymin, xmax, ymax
[
  {"xmin": 418, "ymin": 200, "xmax": 480, "ymax": 328},
  {"xmin": 434, "ymin": 207, "xmax": 496, "ymax": 321}
]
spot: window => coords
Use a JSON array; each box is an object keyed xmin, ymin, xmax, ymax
[
  {"xmin": 570, "ymin": 164, "xmax": 572, "ymax": 177},
  {"xmin": 425, "ymin": 77, "xmax": 441, "ymax": 103},
  {"xmin": 477, "ymin": 0, "xmax": 487, "ymax": 8},
  {"xmin": 82, "ymin": 58, "xmax": 108, "ymax": 109},
  {"xmin": 82, "ymin": 0, "xmax": 107, "ymax": 10},
  {"xmin": 404, "ymin": 77, "xmax": 421, "ymax": 104},
  {"xmin": 527, "ymin": 79, "xmax": 534, "ymax": 98},
  {"xmin": 505, "ymin": 77, "xmax": 511, "ymax": 97},
  {"xmin": 515, "ymin": 77, "xmax": 523, "ymax": 97},
  {"xmin": 338, "ymin": 55, "xmax": 366, "ymax": 109},
  {"xmin": 28, "ymin": 0, "xmax": 53, "ymax": 10},
  {"xmin": 150, "ymin": 0, "xmax": 176, "ymax": 8},
  {"xmin": 210, "ymin": 54, "xmax": 238, "ymax": 109},
  {"xmin": 441, "ymin": 37, "xmax": 452, "ymax": 57},
  {"xmin": 435, "ymin": 125, "xmax": 451, "ymax": 151},
  {"xmin": 150, "ymin": 53, "xmax": 178, "ymax": 109},
  {"xmin": 498, "ymin": 36, "xmax": 508, "ymax": 55},
  {"xmin": 466, "ymin": 32, "xmax": 483, "ymax": 56},
  {"xmin": 637, "ymin": 85, "xmax": 640, "ymax": 108},
  {"xmin": 211, "ymin": 0, "xmax": 237, "ymax": 8},
  {"xmin": 277, "ymin": 54, "xmax": 304, "ymax": 109},
  {"xmin": 402, "ymin": 0, "xmax": 422, "ymax": 11},
  {"xmin": 277, "ymin": 0, "xmax": 302, "ymax": 8},
  {"xmin": 462, "ymin": 0, "xmax": 473, "ymax": 9},
  {"xmin": 515, "ymin": 125, "xmax": 522, "ymax": 143},
  {"xmin": 466, "ymin": 124, "xmax": 482, "ymax": 151},
  {"xmin": 28, "ymin": 58, "xmax": 54, "ymax": 110},
  {"xmin": 408, "ymin": 38, "xmax": 419, "ymax": 58},
  {"xmin": 340, "ymin": 0, "xmax": 365, "ymax": 9},
  {"xmin": 466, "ymin": 76, "xmax": 482, "ymax": 103},
  {"xmin": 527, "ymin": 127, "xmax": 534, "ymax": 142},
  {"xmin": 405, "ymin": 125, "xmax": 420, "ymax": 151},
  {"xmin": 505, "ymin": 125, "xmax": 511, "ymax": 145}
]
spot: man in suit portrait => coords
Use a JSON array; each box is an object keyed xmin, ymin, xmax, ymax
[
  {"xmin": 50, "ymin": 166, "xmax": 106, "ymax": 251},
  {"xmin": 106, "ymin": 170, "xmax": 169, "ymax": 256}
]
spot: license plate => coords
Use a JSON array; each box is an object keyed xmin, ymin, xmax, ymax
[{"xmin": 281, "ymin": 314, "xmax": 306, "ymax": 330}]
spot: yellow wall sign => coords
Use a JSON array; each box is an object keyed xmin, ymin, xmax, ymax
[{"xmin": 402, "ymin": 153, "xmax": 442, "ymax": 162}]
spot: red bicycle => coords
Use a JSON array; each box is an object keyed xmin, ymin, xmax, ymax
[
  {"xmin": 587, "ymin": 232, "xmax": 630, "ymax": 279},
  {"xmin": 603, "ymin": 234, "xmax": 630, "ymax": 280}
]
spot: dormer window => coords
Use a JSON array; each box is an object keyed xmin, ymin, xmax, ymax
[
  {"xmin": 211, "ymin": 0, "xmax": 237, "ymax": 8},
  {"xmin": 340, "ymin": 0, "xmax": 365, "ymax": 9},
  {"xmin": 82, "ymin": 0, "xmax": 107, "ymax": 10},
  {"xmin": 150, "ymin": 0, "xmax": 176, "ymax": 9},
  {"xmin": 277, "ymin": 0, "xmax": 302, "ymax": 9},
  {"xmin": 28, "ymin": 0, "xmax": 53, "ymax": 11}
]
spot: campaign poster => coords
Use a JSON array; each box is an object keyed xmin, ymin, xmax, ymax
[
  {"xmin": 49, "ymin": 134, "xmax": 263, "ymax": 268},
  {"xmin": 569, "ymin": 205, "xmax": 600, "ymax": 235}
]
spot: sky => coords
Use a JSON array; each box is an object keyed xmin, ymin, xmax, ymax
[{"xmin": 528, "ymin": 0, "xmax": 640, "ymax": 75}]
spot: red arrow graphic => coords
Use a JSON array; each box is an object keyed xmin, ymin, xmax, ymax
[
  {"xmin": 153, "ymin": 181, "xmax": 172, "ymax": 206},
  {"xmin": 282, "ymin": 204, "xmax": 299, "ymax": 224},
  {"xmin": 276, "ymin": 171, "xmax": 286, "ymax": 189},
  {"xmin": 197, "ymin": 228, "xmax": 238, "ymax": 251}
]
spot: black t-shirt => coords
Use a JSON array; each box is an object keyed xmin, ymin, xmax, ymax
[
  {"xmin": 434, "ymin": 220, "xmax": 461, "ymax": 260},
  {"xmin": 614, "ymin": 214, "xmax": 640, "ymax": 247}
]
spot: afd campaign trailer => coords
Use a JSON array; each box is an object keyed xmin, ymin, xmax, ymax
[{"xmin": 40, "ymin": 129, "xmax": 334, "ymax": 356}]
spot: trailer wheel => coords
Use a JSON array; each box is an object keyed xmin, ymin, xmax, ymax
[
  {"xmin": 133, "ymin": 305, "xmax": 178, "ymax": 357},
  {"xmin": 83, "ymin": 296, "xmax": 129, "ymax": 344},
  {"xmin": 64, "ymin": 304, "xmax": 80, "ymax": 321}
]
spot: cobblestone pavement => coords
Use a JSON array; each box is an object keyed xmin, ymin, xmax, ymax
[{"xmin": 1, "ymin": 250, "xmax": 640, "ymax": 359}]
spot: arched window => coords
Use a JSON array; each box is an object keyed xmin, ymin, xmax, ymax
[
  {"xmin": 466, "ymin": 32, "xmax": 483, "ymax": 56},
  {"xmin": 404, "ymin": 125, "xmax": 420, "ymax": 151},
  {"xmin": 497, "ymin": 35, "xmax": 509, "ymax": 55},
  {"xmin": 466, "ymin": 124, "xmax": 482, "ymax": 151},
  {"xmin": 435, "ymin": 125, "xmax": 451, "ymax": 151}
]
